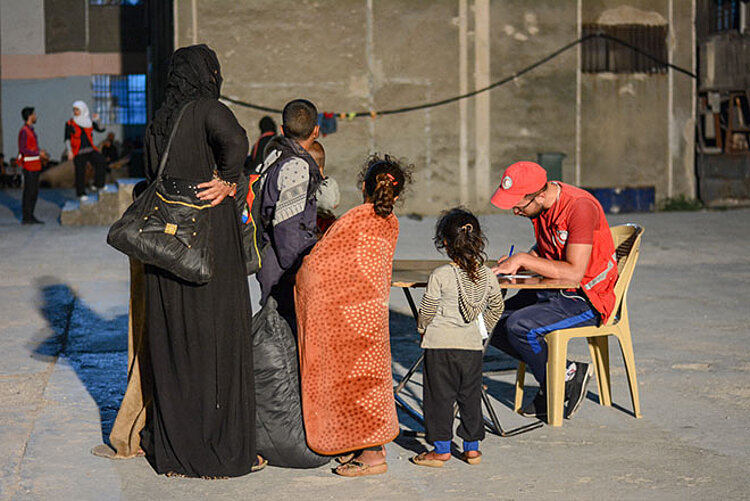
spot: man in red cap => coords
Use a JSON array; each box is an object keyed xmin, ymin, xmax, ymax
[{"xmin": 489, "ymin": 161, "xmax": 618, "ymax": 421}]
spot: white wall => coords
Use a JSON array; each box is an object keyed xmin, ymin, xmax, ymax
[{"xmin": 2, "ymin": 77, "xmax": 119, "ymax": 161}]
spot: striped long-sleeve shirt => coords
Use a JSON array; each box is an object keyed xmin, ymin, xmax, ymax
[{"xmin": 417, "ymin": 263, "xmax": 504, "ymax": 351}]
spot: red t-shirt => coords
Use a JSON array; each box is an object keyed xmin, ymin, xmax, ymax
[
  {"xmin": 565, "ymin": 197, "xmax": 600, "ymax": 245},
  {"xmin": 533, "ymin": 182, "xmax": 618, "ymax": 323}
]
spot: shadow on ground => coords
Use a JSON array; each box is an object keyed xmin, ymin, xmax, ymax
[
  {"xmin": 27, "ymin": 292, "xmax": 529, "ymax": 450},
  {"xmin": 32, "ymin": 280, "xmax": 128, "ymax": 443},
  {"xmin": 0, "ymin": 189, "xmax": 22, "ymax": 221},
  {"xmin": 38, "ymin": 188, "xmax": 76, "ymax": 208},
  {"xmin": 388, "ymin": 309, "xmax": 528, "ymax": 445}
]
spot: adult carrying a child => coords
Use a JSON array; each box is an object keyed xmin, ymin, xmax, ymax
[{"xmin": 139, "ymin": 44, "xmax": 263, "ymax": 478}]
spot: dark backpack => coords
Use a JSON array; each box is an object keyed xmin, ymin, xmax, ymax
[{"xmin": 236, "ymin": 149, "xmax": 282, "ymax": 275}]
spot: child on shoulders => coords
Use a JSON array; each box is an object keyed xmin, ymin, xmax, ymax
[{"xmin": 309, "ymin": 140, "xmax": 339, "ymax": 237}]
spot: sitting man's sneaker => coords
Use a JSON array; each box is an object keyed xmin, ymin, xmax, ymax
[
  {"xmin": 520, "ymin": 389, "xmax": 547, "ymax": 419},
  {"xmin": 565, "ymin": 361, "xmax": 593, "ymax": 419}
]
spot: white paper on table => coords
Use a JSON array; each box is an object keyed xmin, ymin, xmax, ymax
[{"xmin": 495, "ymin": 273, "xmax": 540, "ymax": 279}]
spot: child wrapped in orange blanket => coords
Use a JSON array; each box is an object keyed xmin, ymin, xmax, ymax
[{"xmin": 295, "ymin": 155, "xmax": 412, "ymax": 477}]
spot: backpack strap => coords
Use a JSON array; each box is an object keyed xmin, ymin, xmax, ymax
[{"xmin": 155, "ymin": 104, "xmax": 190, "ymax": 181}]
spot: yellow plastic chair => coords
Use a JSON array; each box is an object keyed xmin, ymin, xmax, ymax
[{"xmin": 513, "ymin": 223, "xmax": 644, "ymax": 426}]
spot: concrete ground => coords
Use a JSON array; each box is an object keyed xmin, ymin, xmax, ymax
[{"xmin": 1, "ymin": 188, "xmax": 749, "ymax": 500}]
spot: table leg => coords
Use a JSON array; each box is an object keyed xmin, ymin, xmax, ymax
[
  {"xmin": 393, "ymin": 288, "xmax": 427, "ymax": 425},
  {"xmin": 394, "ymin": 286, "xmax": 542, "ymax": 436}
]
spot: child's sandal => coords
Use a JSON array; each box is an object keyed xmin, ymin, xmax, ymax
[
  {"xmin": 460, "ymin": 451, "xmax": 482, "ymax": 465},
  {"xmin": 412, "ymin": 451, "xmax": 450, "ymax": 468}
]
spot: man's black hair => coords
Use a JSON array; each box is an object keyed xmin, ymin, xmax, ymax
[
  {"xmin": 281, "ymin": 99, "xmax": 318, "ymax": 140},
  {"xmin": 22, "ymin": 107, "xmax": 35, "ymax": 122},
  {"xmin": 259, "ymin": 116, "xmax": 276, "ymax": 133}
]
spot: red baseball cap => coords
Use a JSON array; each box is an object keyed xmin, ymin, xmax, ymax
[{"xmin": 490, "ymin": 161, "xmax": 548, "ymax": 210}]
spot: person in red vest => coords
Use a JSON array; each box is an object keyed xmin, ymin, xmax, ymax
[
  {"xmin": 65, "ymin": 100, "xmax": 107, "ymax": 200},
  {"xmin": 243, "ymin": 115, "xmax": 276, "ymax": 175},
  {"xmin": 489, "ymin": 161, "xmax": 618, "ymax": 422},
  {"xmin": 18, "ymin": 106, "xmax": 48, "ymax": 224}
]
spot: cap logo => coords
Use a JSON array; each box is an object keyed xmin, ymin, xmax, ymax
[{"xmin": 501, "ymin": 176, "xmax": 513, "ymax": 190}]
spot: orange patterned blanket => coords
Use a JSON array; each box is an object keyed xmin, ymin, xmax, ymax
[{"xmin": 295, "ymin": 203, "xmax": 400, "ymax": 455}]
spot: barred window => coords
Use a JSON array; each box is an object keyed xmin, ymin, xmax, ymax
[
  {"xmin": 709, "ymin": 0, "xmax": 741, "ymax": 33},
  {"xmin": 91, "ymin": 74, "xmax": 147, "ymax": 125},
  {"xmin": 582, "ymin": 24, "xmax": 668, "ymax": 74},
  {"xmin": 89, "ymin": 0, "xmax": 142, "ymax": 5}
]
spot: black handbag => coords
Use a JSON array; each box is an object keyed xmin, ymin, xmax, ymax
[{"xmin": 107, "ymin": 105, "xmax": 215, "ymax": 284}]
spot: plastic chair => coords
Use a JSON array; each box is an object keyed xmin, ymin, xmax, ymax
[{"xmin": 513, "ymin": 223, "xmax": 644, "ymax": 426}]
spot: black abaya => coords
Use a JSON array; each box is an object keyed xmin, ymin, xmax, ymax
[{"xmin": 141, "ymin": 95, "xmax": 255, "ymax": 478}]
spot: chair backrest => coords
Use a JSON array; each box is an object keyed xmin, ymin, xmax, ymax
[{"xmin": 604, "ymin": 223, "xmax": 644, "ymax": 325}]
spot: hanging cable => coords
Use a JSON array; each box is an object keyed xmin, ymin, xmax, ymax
[{"xmin": 220, "ymin": 32, "xmax": 696, "ymax": 118}]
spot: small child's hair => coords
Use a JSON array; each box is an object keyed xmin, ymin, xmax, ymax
[
  {"xmin": 434, "ymin": 207, "xmax": 487, "ymax": 282},
  {"xmin": 358, "ymin": 153, "xmax": 413, "ymax": 218},
  {"xmin": 309, "ymin": 140, "xmax": 325, "ymax": 172}
]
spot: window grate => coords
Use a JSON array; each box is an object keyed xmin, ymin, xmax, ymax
[
  {"xmin": 709, "ymin": 0, "xmax": 740, "ymax": 33},
  {"xmin": 582, "ymin": 24, "xmax": 668, "ymax": 74},
  {"xmin": 92, "ymin": 74, "xmax": 147, "ymax": 125},
  {"xmin": 89, "ymin": 0, "xmax": 142, "ymax": 5}
]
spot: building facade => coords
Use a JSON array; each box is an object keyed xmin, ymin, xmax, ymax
[
  {"xmin": 1, "ymin": 0, "xmax": 150, "ymax": 166},
  {"xmin": 174, "ymin": 0, "xmax": 697, "ymax": 214}
]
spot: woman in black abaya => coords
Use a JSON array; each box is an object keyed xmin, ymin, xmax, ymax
[{"xmin": 140, "ymin": 44, "xmax": 263, "ymax": 478}]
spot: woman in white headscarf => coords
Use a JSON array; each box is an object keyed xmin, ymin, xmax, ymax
[{"xmin": 65, "ymin": 100, "xmax": 108, "ymax": 199}]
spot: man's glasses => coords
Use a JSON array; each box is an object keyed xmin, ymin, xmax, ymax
[{"xmin": 512, "ymin": 196, "xmax": 536, "ymax": 215}]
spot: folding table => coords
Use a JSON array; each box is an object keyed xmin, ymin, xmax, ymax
[{"xmin": 391, "ymin": 259, "xmax": 579, "ymax": 437}]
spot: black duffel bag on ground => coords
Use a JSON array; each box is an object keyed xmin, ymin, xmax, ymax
[
  {"xmin": 253, "ymin": 297, "xmax": 329, "ymax": 468},
  {"xmin": 107, "ymin": 105, "xmax": 214, "ymax": 285}
]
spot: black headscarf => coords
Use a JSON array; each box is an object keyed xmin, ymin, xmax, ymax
[{"xmin": 150, "ymin": 44, "xmax": 223, "ymax": 154}]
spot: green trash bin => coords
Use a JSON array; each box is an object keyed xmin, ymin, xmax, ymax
[{"xmin": 536, "ymin": 152, "xmax": 566, "ymax": 181}]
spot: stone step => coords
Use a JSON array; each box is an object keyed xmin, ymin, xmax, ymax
[
  {"xmin": 60, "ymin": 184, "xmax": 119, "ymax": 226},
  {"xmin": 59, "ymin": 178, "xmax": 146, "ymax": 226}
]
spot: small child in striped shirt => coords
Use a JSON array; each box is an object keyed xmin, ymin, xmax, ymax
[{"xmin": 412, "ymin": 207, "xmax": 504, "ymax": 468}]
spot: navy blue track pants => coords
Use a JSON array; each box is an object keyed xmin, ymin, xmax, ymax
[{"xmin": 490, "ymin": 289, "xmax": 599, "ymax": 388}]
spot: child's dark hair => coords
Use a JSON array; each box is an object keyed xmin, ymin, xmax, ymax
[
  {"xmin": 434, "ymin": 207, "xmax": 487, "ymax": 282},
  {"xmin": 358, "ymin": 153, "xmax": 413, "ymax": 218}
]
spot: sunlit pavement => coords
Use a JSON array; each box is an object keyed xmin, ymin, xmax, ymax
[{"xmin": 1, "ymin": 188, "xmax": 749, "ymax": 500}]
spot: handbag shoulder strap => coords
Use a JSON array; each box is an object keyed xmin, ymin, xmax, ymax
[{"xmin": 155, "ymin": 103, "xmax": 191, "ymax": 180}]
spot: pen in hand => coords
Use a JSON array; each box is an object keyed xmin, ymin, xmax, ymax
[{"xmin": 508, "ymin": 245, "xmax": 514, "ymax": 257}]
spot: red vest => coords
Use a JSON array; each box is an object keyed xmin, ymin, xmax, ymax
[
  {"xmin": 67, "ymin": 119, "xmax": 98, "ymax": 156},
  {"xmin": 252, "ymin": 131, "xmax": 275, "ymax": 160},
  {"xmin": 18, "ymin": 124, "xmax": 42, "ymax": 172},
  {"xmin": 533, "ymin": 182, "xmax": 618, "ymax": 323}
]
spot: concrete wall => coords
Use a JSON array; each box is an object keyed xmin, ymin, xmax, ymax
[
  {"xmin": 581, "ymin": 0, "xmax": 695, "ymax": 200},
  {"xmin": 489, "ymin": 1, "xmax": 578, "ymax": 187},
  {"xmin": 175, "ymin": 0, "xmax": 695, "ymax": 214},
  {"xmin": 0, "ymin": 0, "xmax": 46, "ymax": 151},
  {"xmin": 2, "ymin": 77, "xmax": 120, "ymax": 161},
  {"xmin": 0, "ymin": 0, "xmax": 46, "ymax": 55}
]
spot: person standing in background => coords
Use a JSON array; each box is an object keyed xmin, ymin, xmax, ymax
[
  {"xmin": 65, "ymin": 101, "xmax": 107, "ymax": 200},
  {"xmin": 244, "ymin": 115, "xmax": 277, "ymax": 175},
  {"xmin": 18, "ymin": 107, "xmax": 48, "ymax": 224}
]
